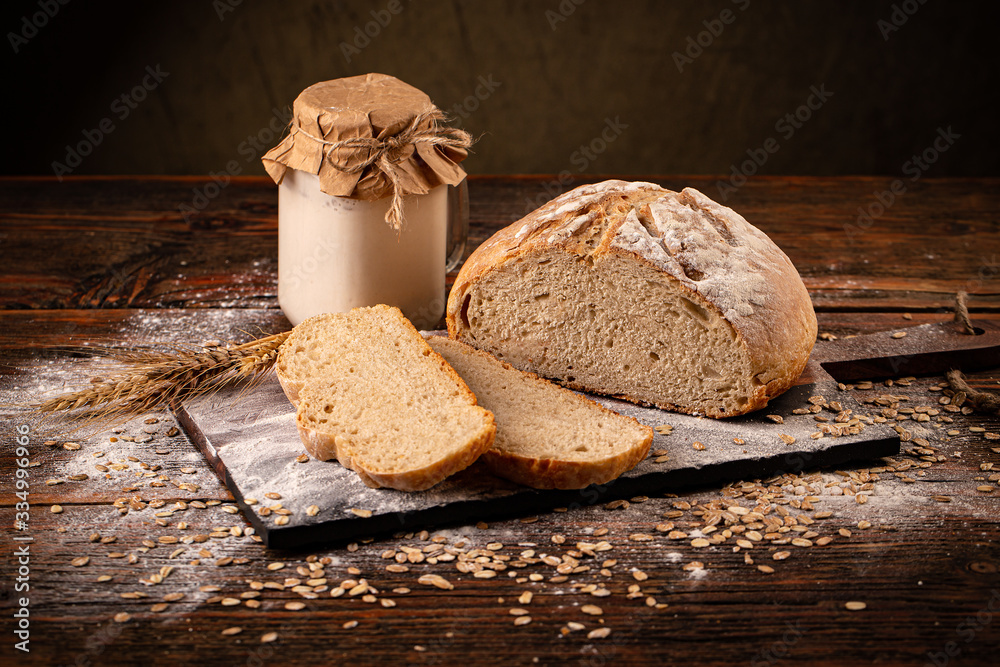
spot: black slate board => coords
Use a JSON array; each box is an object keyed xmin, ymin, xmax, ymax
[{"xmin": 174, "ymin": 320, "xmax": 1000, "ymax": 550}]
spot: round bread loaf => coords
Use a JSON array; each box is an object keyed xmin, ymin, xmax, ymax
[{"xmin": 446, "ymin": 180, "xmax": 817, "ymax": 418}]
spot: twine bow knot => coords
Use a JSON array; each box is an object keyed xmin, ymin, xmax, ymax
[{"xmin": 291, "ymin": 108, "xmax": 472, "ymax": 231}]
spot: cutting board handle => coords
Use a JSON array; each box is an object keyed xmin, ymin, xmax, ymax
[{"xmin": 812, "ymin": 319, "xmax": 1000, "ymax": 383}]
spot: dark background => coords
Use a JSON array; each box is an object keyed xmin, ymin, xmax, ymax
[{"xmin": 2, "ymin": 0, "xmax": 994, "ymax": 178}]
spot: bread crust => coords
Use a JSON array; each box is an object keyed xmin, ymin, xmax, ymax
[
  {"xmin": 446, "ymin": 181, "xmax": 817, "ymax": 418},
  {"xmin": 480, "ymin": 443, "xmax": 649, "ymax": 490},
  {"xmin": 295, "ymin": 410, "xmax": 496, "ymax": 491}
]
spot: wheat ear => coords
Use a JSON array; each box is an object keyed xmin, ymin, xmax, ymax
[{"xmin": 33, "ymin": 330, "xmax": 290, "ymax": 428}]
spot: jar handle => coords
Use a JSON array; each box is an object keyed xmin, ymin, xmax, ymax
[{"xmin": 445, "ymin": 179, "xmax": 469, "ymax": 273}]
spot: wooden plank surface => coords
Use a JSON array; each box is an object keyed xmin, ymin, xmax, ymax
[
  {"xmin": 2, "ymin": 178, "xmax": 1000, "ymax": 666},
  {"xmin": 0, "ymin": 176, "xmax": 997, "ymax": 313}
]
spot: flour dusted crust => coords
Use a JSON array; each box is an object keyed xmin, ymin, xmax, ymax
[{"xmin": 446, "ymin": 180, "xmax": 817, "ymax": 418}]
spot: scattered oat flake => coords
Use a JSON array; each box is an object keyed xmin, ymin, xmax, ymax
[
  {"xmin": 285, "ymin": 601, "xmax": 306, "ymax": 611},
  {"xmin": 588, "ymin": 627, "xmax": 612, "ymax": 639},
  {"xmin": 845, "ymin": 601, "xmax": 867, "ymax": 611},
  {"xmin": 71, "ymin": 556, "xmax": 89, "ymax": 567},
  {"xmin": 773, "ymin": 551, "xmax": 791, "ymax": 561},
  {"xmin": 222, "ymin": 627, "xmax": 243, "ymax": 636},
  {"xmin": 50, "ymin": 505, "xmax": 63, "ymax": 514},
  {"xmin": 343, "ymin": 621, "xmax": 358, "ymax": 629},
  {"xmin": 350, "ymin": 508, "xmax": 373, "ymax": 518},
  {"xmin": 581, "ymin": 604, "xmax": 603, "ymax": 616},
  {"xmin": 779, "ymin": 434, "xmax": 796, "ymax": 445},
  {"xmin": 260, "ymin": 632, "xmax": 278, "ymax": 643},
  {"xmin": 113, "ymin": 612, "xmax": 130, "ymax": 623},
  {"xmin": 757, "ymin": 565, "xmax": 775, "ymax": 574},
  {"xmin": 514, "ymin": 615, "xmax": 532, "ymax": 626},
  {"xmin": 418, "ymin": 574, "xmax": 454, "ymax": 590},
  {"xmin": 891, "ymin": 332, "xmax": 906, "ymax": 339}
]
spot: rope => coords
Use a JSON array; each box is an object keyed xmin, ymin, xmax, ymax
[
  {"xmin": 945, "ymin": 291, "xmax": 999, "ymax": 416},
  {"xmin": 946, "ymin": 369, "xmax": 1000, "ymax": 417},
  {"xmin": 954, "ymin": 290, "xmax": 977, "ymax": 335}
]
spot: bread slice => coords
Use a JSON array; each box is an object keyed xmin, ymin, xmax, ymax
[
  {"xmin": 275, "ymin": 305, "xmax": 496, "ymax": 491},
  {"xmin": 446, "ymin": 181, "xmax": 817, "ymax": 418},
  {"xmin": 426, "ymin": 335, "xmax": 653, "ymax": 490}
]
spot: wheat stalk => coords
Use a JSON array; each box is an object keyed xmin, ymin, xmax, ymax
[{"xmin": 33, "ymin": 330, "xmax": 290, "ymax": 431}]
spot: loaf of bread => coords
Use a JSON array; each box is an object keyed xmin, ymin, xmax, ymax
[
  {"xmin": 446, "ymin": 181, "xmax": 817, "ymax": 418},
  {"xmin": 275, "ymin": 306, "xmax": 496, "ymax": 491},
  {"xmin": 427, "ymin": 336, "xmax": 653, "ymax": 489}
]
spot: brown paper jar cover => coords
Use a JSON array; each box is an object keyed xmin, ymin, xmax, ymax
[{"xmin": 262, "ymin": 73, "xmax": 470, "ymax": 208}]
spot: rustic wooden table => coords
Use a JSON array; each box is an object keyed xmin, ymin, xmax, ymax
[{"xmin": 1, "ymin": 175, "xmax": 999, "ymax": 666}]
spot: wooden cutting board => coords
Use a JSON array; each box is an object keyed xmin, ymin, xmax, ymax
[{"xmin": 174, "ymin": 319, "xmax": 1000, "ymax": 550}]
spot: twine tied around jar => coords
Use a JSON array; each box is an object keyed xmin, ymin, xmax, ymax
[{"xmin": 288, "ymin": 108, "xmax": 473, "ymax": 231}]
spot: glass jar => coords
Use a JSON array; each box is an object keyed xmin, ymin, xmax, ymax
[
  {"xmin": 262, "ymin": 74, "xmax": 472, "ymax": 330},
  {"xmin": 277, "ymin": 169, "xmax": 467, "ymax": 329}
]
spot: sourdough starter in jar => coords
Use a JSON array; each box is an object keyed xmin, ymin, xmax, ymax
[{"xmin": 278, "ymin": 169, "xmax": 448, "ymax": 329}]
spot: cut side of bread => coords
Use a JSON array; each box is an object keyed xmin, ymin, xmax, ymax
[
  {"xmin": 427, "ymin": 336, "xmax": 653, "ymax": 490},
  {"xmin": 276, "ymin": 305, "xmax": 496, "ymax": 491},
  {"xmin": 446, "ymin": 181, "xmax": 817, "ymax": 418}
]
